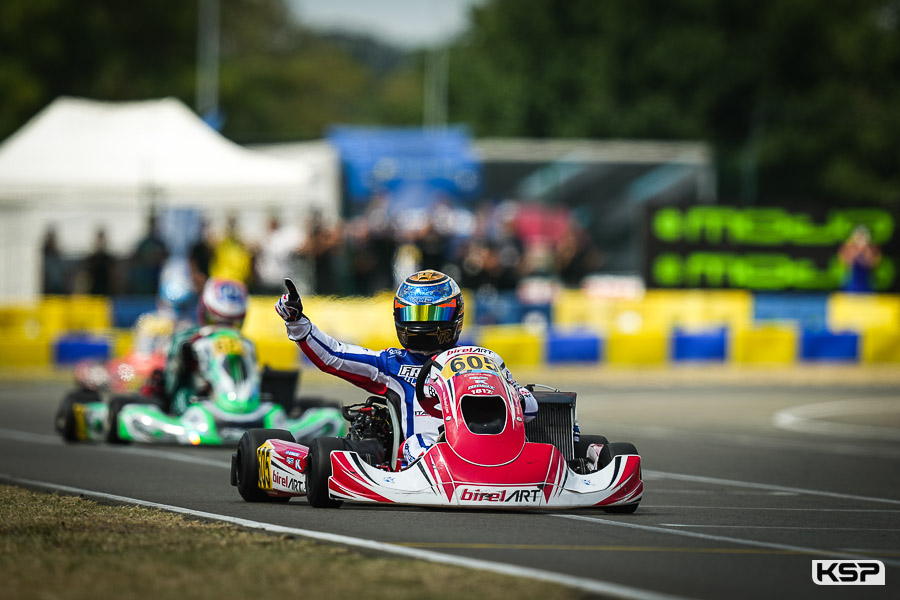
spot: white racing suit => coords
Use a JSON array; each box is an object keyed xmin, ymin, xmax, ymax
[{"xmin": 284, "ymin": 317, "xmax": 538, "ymax": 465}]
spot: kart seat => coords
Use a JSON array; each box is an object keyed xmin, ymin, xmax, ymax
[{"xmin": 460, "ymin": 395, "xmax": 506, "ymax": 434}]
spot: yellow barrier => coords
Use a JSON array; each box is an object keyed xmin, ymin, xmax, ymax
[
  {"xmin": 861, "ymin": 328, "xmax": 900, "ymax": 363},
  {"xmin": 605, "ymin": 330, "xmax": 668, "ymax": 365},
  {"xmin": 478, "ymin": 326, "xmax": 543, "ymax": 368},
  {"xmin": 828, "ymin": 294, "xmax": 900, "ymax": 332},
  {"xmin": 731, "ymin": 325, "xmax": 797, "ymax": 364},
  {"xmin": 554, "ymin": 289, "xmax": 753, "ymax": 334},
  {"xmin": 0, "ymin": 335, "xmax": 52, "ymax": 366},
  {"xmin": 250, "ymin": 337, "xmax": 300, "ymax": 370}
]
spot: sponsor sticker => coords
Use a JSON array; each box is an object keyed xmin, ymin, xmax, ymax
[
  {"xmin": 273, "ymin": 469, "xmax": 303, "ymax": 493},
  {"xmin": 812, "ymin": 560, "xmax": 885, "ymax": 586},
  {"xmin": 457, "ymin": 487, "xmax": 541, "ymax": 504}
]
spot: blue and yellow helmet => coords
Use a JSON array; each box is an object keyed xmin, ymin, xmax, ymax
[{"xmin": 393, "ymin": 270, "xmax": 464, "ymax": 354}]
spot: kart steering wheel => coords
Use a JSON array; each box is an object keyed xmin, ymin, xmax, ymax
[{"xmin": 415, "ymin": 356, "xmax": 436, "ymax": 406}]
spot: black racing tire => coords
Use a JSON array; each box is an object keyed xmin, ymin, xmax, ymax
[
  {"xmin": 105, "ymin": 395, "xmax": 135, "ymax": 444},
  {"xmin": 55, "ymin": 390, "xmax": 97, "ymax": 442},
  {"xmin": 603, "ymin": 442, "xmax": 641, "ymax": 514},
  {"xmin": 234, "ymin": 428, "xmax": 295, "ymax": 503},
  {"xmin": 305, "ymin": 437, "xmax": 347, "ymax": 509},
  {"xmin": 574, "ymin": 434, "xmax": 610, "ymax": 462}
]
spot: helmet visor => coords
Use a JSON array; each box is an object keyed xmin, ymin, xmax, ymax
[{"xmin": 395, "ymin": 303, "xmax": 456, "ymax": 323}]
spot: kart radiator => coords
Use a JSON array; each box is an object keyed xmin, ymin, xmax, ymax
[{"xmin": 525, "ymin": 389, "xmax": 576, "ymax": 461}]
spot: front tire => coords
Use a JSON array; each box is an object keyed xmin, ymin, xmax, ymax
[
  {"xmin": 305, "ymin": 437, "xmax": 346, "ymax": 508},
  {"xmin": 106, "ymin": 395, "xmax": 135, "ymax": 444},
  {"xmin": 603, "ymin": 442, "xmax": 641, "ymax": 514},
  {"xmin": 234, "ymin": 428, "xmax": 295, "ymax": 503}
]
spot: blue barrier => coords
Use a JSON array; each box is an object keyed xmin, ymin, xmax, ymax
[
  {"xmin": 54, "ymin": 334, "xmax": 111, "ymax": 364},
  {"xmin": 672, "ymin": 328, "xmax": 727, "ymax": 362},
  {"xmin": 546, "ymin": 330, "xmax": 602, "ymax": 363},
  {"xmin": 754, "ymin": 293, "xmax": 828, "ymax": 330},
  {"xmin": 800, "ymin": 330, "xmax": 859, "ymax": 361},
  {"xmin": 112, "ymin": 296, "xmax": 157, "ymax": 328}
]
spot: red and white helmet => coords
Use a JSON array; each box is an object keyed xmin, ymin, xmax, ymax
[{"xmin": 198, "ymin": 278, "xmax": 248, "ymax": 328}]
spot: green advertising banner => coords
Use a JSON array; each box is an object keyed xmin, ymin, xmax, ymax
[{"xmin": 643, "ymin": 205, "xmax": 898, "ymax": 291}]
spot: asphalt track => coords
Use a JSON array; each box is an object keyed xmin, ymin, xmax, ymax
[{"xmin": 1, "ymin": 369, "xmax": 898, "ymax": 600}]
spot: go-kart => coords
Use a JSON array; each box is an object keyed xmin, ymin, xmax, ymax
[
  {"xmin": 231, "ymin": 346, "xmax": 642, "ymax": 511},
  {"xmin": 55, "ymin": 326, "xmax": 346, "ymax": 445},
  {"xmin": 70, "ymin": 312, "xmax": 174, "ymax": 398}
]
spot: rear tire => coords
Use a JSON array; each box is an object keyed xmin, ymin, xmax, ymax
[
  {"xmin": 55, "ymin": 390, "xmax": 97, "ymax": 442},
  {"xmin": 305, "ymin": 437, "xmax": 346, "ymax": 508},
  {"xmin": 234, "ymin": 428, "xmax": 294, "ymax": 503},
  {"xmin": 603, "ymin": 442, "xmax": 641, "ymax": 514}
]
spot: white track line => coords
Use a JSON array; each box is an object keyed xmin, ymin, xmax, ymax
[
  {"xmin": 659, "ymin": 524, "xmax": 900, "ymax": 532},
  {"xmin": 644, "ymin": 470, "xmax": 900, "ymax": 506},
  {"xmin": 0, "ymin": 474, "xmax": 694, "ymax": 600},
  {"xmin": 645, "ymin": 505, "xmax": 900, "ymax": 513},
  {"xmin": 4, "ymin": 429, "xmax": 899, "ymax": 506},
  {"xmin": 552, "ymin": 514, "xmax": 900, "ymax": 568},
  {"xmin": 616, "ymin": 424, "xmax": 900, "ymax": 459},
  {"xmin": 0, "ymin": 428, "xmax": 228, "ymax": 469},
  {"xmin": 773, "ymin": 398, "xmax": 900, "ymax": 441}
]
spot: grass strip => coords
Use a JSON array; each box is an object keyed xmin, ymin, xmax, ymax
[{"xmin": 0, "ymin": 484, "xmax": 585, "ymax": 600}]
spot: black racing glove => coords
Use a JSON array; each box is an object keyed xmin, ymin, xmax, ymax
[{"xmin": 275, "ymin": 278, "xmax": 304, "ymax": 322}]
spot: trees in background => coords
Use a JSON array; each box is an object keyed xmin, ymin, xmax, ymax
[
  {"xmin": 1, "ymin": 0, "xmax": 897, "ymax": 208},
  {"xmin": 449, "ymin": 0, "xmax": 900, "ymax": 207},
  {"xmin": 0, "ymin": 0, "xmax": 423, "ymax": 144}
]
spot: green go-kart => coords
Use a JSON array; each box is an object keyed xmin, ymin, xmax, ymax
[{"xmin": 55, "ymin": 326, "xmax": 346, "ymax": 445}]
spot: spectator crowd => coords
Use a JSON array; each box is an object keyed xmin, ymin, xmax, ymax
[{"xmin": 40, "ymin": 198, "xmax": 606, "ymax": 299}]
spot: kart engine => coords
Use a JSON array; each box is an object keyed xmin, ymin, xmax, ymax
[{"xmin": 342, "ymin": 397, "xmax": 393, "ymax": 467}]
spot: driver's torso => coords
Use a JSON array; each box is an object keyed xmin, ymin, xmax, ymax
[{"xmin": 297, "ymin": 322, "xmax": 536, "ymax": 465}]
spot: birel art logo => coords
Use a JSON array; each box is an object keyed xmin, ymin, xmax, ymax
[
  {"xmin": 812, "ymin": 560, "xmax": 885, "ymax": 586},
  {"xmin": 459, "ymin": 488, "xmax": 540, "ymax": 504},
  {"xmin": 273, "ymin": 470, "xmax": 303, "ymax": 492}
]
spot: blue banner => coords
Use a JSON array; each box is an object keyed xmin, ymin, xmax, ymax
[{"xmin": 328, "ymin": 126, "xmax": 482, "ymax": 207}]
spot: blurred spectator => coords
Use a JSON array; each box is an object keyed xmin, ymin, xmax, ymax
[
  {"xmin": 130, "ymin": 212, "xmax": 169, "ymax": 295},
  {"xmin": 189, "ymin": 218, "xmax": 213, "ymax": 282},
  {"xmin": 346, "ymin": 218, "xmax": 380, "ymax": 295},
  {"xmin": 210, "ymin": 214, "xmax": 252, "ymax": 285},
  {"xmin": 253, "ymin": 213, "xmax": 305, "ymax": 295},
  {"xmin": 555, "ymin": 225, "xmax": 605, "ymax": 287},
  {"xmin": 307, "ymin": 211, "xmax": 345, "ymax": 295},
  {"xmin": 366, "ymin": 194, "xmax": 398, "ymax": 292},
  {"xmin": 415, "ymin": 219, "xmax": 450, "ymax": 272},
  {"xmin": 839, "ymin": 225, "xmax": 881, "ymax": 293},
  {"xmin": 83, "ymin": 228, "xmax": 116, "ymax": 295},
  {"xmin": 41, "ymin": 226, "xmax": 67, "ymax": 294}
]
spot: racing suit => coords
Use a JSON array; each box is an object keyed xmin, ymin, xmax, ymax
[
  {"xmin": 163, "ymin": 325, "xmax": 204, "ymax": 416},
  {"xmin": 283, "ymin": 317, "xmax": 538, "ymax": 465}
]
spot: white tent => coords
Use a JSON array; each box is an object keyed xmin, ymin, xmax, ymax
[{"xmin": 0, "ymin": 97, "xmax": 335, "ymax": 301}]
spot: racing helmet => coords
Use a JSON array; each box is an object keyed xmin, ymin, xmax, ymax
[
  {"xmin": 393, "ymin": 270, "xmax": 464, "ymax": 354},
  {"xmin": 198, "ymin": 278, "xmax": 248, "ymax": 328},
  {"xmin": 158, "ymin": 258, "xmax": 197, "ymax": 322}
]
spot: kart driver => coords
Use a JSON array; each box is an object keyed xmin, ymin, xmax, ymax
[
  {"xmin": 276, "ymin": 269, "xmax": 538, "ymax": 466},
  {"xmin": 161, "ymin": 277, "xmax": 249, "ymax": 415}
]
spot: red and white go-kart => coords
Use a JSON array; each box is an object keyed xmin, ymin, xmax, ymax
[{"xmin": 231, "ymin": 346, "xmax": 642, "ymax": 512}]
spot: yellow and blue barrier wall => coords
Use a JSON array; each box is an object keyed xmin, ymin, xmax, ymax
[{"xmin": 1, "ymin": 290, "xmax": 899, "ymax": 370}]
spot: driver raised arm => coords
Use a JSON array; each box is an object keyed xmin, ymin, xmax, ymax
[{"xmin": 276, "ymin": 270, "xmax": 538, "ymax": 466}]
